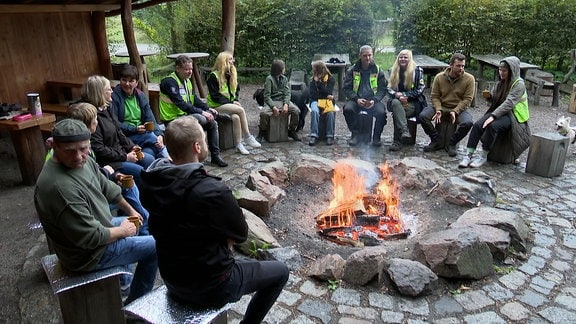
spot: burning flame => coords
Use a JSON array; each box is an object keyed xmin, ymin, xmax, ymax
[{"xmin": 316, "ymin": 161, "xmax": 405, "ymax": 243}]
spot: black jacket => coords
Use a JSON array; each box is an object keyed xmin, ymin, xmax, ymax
[
  {"xmin": 139, "ymin": 159, "xmax": 248, "ymax": 290},
  {"xmin": 91, "ymin": 106, "xmax": 136, "ymax": 169}
]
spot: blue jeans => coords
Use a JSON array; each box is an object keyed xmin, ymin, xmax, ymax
[
  {"xmin": 96, "ymin": 219, "xmax": 157, "ymax": 304},
  {"xmin": 118, "ymin": 155, "xmax": 153, "ymax": 187},
  {"xmin": 309, "ymin": 101, "xmax": 335, "ymax": 139},
  {"xmin": 120, "ymin": 185, "xmax": 150, "ymax": 236},
  {"xmin": 130, "ymin": 132, "xmax": 169, "ymax": 158},
  {"xmin": 167, "ymin": 259, "xmax": 289, "ymax": 323}
]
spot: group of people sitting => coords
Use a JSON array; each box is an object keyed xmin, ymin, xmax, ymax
[{"xmin": 33, "ymin": 45, "xmax": 532, "ymax": 321}]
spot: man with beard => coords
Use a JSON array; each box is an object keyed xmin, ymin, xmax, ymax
[{"xmin": 419, "ymin": 53, "xmax": 475, "ymax": 156}]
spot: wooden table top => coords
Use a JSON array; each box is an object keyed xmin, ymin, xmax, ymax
[
  {"xmin": 115, "ymin": 50, "xmax": 159, "ymax": 57},
  {"xmin": 0, "ymin": 113, "xmax": 55, "ymax": 131},
  {"xmin": 471, "ymin": 54, "xmax": 540, "ymax": 70},
  {"xmin": 413, "ymin": 55, "xmax": 449, "ymax": 70},
  {"xmin": 166, "ymin": 52, "xmax": 210, "ymax": 60}
]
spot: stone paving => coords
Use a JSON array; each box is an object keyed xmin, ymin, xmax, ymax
[{"xmin": 18, "ymin": 94, "xmax": 576, "ymax": 323}]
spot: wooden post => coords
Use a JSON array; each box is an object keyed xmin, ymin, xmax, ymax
[
  {"xmin": 221, "ymin": 0, "xmax": 236, "ymax": 53},
  {"xmin": 120, "ymin": 0, "xmax": 148, "ymax": 97},
  {"xmin": 569, "ymin": 84, "xmax": 576, "ymax": 114}
]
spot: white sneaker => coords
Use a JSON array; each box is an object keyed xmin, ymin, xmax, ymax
[
  {"xmin": 470, "ymin": 155, "xmax": 488, "ymax": 168},
  {"xmin": 245, "ymin": 134, "xmax": 261, "ymax": 148},
  {"xmin": 236, "ymin": 143, "xmax": 250, "ymax": 155},
  {"xmin": 459, "ymin": 155, "xmax": 472, "ymax": 168}
]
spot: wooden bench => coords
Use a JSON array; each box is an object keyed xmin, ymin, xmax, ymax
[
  {"xmin": 123, "ymin": 284, "xmax": 229, "ymax": 324},
  {"xmin": 525, "ymin": 70, "xmax": 560, "ymax": 107},
  {"xmin": 41, "ymin": 254, "xmax": 129, "ymax": 324}
]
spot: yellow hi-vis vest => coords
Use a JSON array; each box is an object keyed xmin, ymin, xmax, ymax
[
  {"xmin": 206, "ymin": 72, "xmax": 236, "ymax": 108},
  {"xmin": 352, "ymin": 64, "xmax": 380, "ymax": 94},
  {"xmin": 512, "ymin": 78, "xmax": 529, "ymax": 123},
  {"xmin": 159, "ymin": 72, "xmax": 194, "ymax": 122}
]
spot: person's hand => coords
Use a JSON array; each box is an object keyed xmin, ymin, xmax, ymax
[
  {"xmin": 399, "ymin": 96, "xmax": 408, "ymax": 104},
  {"xmin": 365, "ymin": 100, "xmax": 375, "ymax": 109},
  {"xmin": 357, "ymin": 98, "xmax": 366, "ymax": 107},
  {"xmin": 233, "ymin": 101, "xmax": 242, "ymax": 107},
  {"xmin": 327, "ymin": 94, "xmax": 334, "ymax": 100},
  {"xmin": 432, "ymin": 111, "xmax": 442, "ymax": 123},
  {"xmin": 120, "ymin": 218, "xmax": 137, "ymax": 237},
  {"xmin": 136, "ymin": 125, "xmax": 146, "ymax": 134},
  {"xmin": 395, "ymin": 92, "xmax": 403, "ymax": 99},
  {"xmin": 126, "ymin": 151, "xmax": 139, "ymax": 162},
  {"xmin": 45, "ymin": 137, "xmax": 54, "ymax": 150},
  {"xmin": 282, "ymin": 104, "xmax": 288, "ymax": 114},
  {"xmin": 483, "ymin": 116, "xmax": 495, "ymax": 128},
  {"xmin": 450, "ymin": 111, "xmax": 457, "ymax": 124},
  {"xmin": 272, "ymin": 106, "xmax": 280, "ymax": 116},
  {"xmin": 103, "ymin": 165, "xmax": 115, "ymax": 175},
  {"xmin": 156, "ymin": 135, "xmax": 164, "ymax": 148},
  {"xmin": 313, "ymin": 76, "xmax": 320, "ymax": 82},
  {"xmin": 209, "ymin": 108, "xmax": 218, "ymax": 116},
  {"xmin": 203, "ymin": 110, "xmax": 215, "ymax": 122}
]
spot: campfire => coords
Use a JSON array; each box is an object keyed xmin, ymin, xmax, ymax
[{"xmin": 315, "ymin": 162, "xmax": 410, "ymax": 246}]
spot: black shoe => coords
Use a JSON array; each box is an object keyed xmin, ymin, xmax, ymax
[
  {"xmin": 288, "ymin": 130, "xmax": 301, "ymax": 141},
  {"xmin": 256, "ymin": 131, "xmax": 266, "ymax": 143},
  {"xmin": 447, "ymin": 145, "xmax": 457, "ymax": 157},
  {"xmin": 326, "ymin": 137, "xmax": 334, "ymax": 146},
  {"xmin": 211, "ymin": 155, "xmax": 228, "ymax": 167},
  {"xmin": 389, "ymin": 142, "xmax": 401, "ymax": 151},
  {"xmin": 371, "ymin": 139, "xmax": 382, "ymax": 147},
  {"xmin": 308, "ymin": 137, "xmax": 317, "ymax": 146},
  {"xmin": 423, "ymin": 140, "xmax": 443, "ymax": 152},
  {"xmin": 348, "ymin": 135, "xmax": 358, "ymax": 146}
]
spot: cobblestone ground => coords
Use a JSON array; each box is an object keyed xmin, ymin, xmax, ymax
[{"xmin": 4, "ymin": 84, "xmax": 576, "ymax": 323}]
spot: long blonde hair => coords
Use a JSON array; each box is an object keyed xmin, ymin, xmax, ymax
[
  {"xmin": 389, "ymin": 49, "xmax": 416, "ymax": 90},
  {"xmin": 81, "ymin": 75, "xmax": 110, "ymax": 108},
  {"xmin": 212, "ymin": 51, "xmax": 238, "ymax": 94}
]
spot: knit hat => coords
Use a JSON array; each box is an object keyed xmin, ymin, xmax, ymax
[{"xmin": 52, "ymin": 118, "xmax": 91, "ymax": 143}]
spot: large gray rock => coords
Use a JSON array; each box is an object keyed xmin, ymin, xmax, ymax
[
  {"xmin": 449, "ymin": 224, "xmax": 510, "ymax": 260},
  {"xmin": 245, "ymin": 169, "xmax": 285, "ymax": 206},
  {"xmin": 387, "ymin": 258, "xmax": 438, "ymax": 297},
  {"xmin": 307, "ymin": 254, "xmax": 346, "ymax": 281},
  {"xmin": 233, "ymin": 187, "xmax": 270, "ymax": 218},
  {"xmin": 388, "ymin": 157, "xmax": 450, "ymax": 190},
  {"xmin": 235, "ymin": 208, "xmax": 281, "ymax": 256},
  {"xmin": 438, "ymin": 171, "xmax": 496, "ymax": 207},
  {"xmin": 453, "ymin": 206, "xmax": 531, "ymax": 253},
  {"xmin": 258, "ymin": 246, "xmax": 302, "ymax": 271},
  {"xmin": 412, "ymin": 228, "xmax": 494, "ymax": 279},
  {"xmin": 290, "ymin": 154, "xmax": 336, "ymax": 185},
  {"xmin": 257, "ymin": 160, "xmax": 289, "ymax": 188},
  {"xmin": 342, "ymin": 246, "xmax": 387, "ymax": 285}
]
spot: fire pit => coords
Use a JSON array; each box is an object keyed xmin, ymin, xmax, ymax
[{"xmin": 316, "ymin": 162, "xmax": 410, "ymax": 246}]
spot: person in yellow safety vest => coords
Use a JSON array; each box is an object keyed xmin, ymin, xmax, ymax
[
  {"xmin": 159, "ymin": 55, "xmax": 227, "ymax": 167},
  {"xmin": 206, "ymin": 51, "xmax": 261, "ymax": 155},
  {"xmin": 342, "ymin": 45, "xmax": 388, "ymax": 147},
  {"xmin": 458, "ymin": 56, "xmax": 531, "ymax": 168}
]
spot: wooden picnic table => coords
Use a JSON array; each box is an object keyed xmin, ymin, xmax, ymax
[
  {"xmin": 471, "ymin": 54, "xmax": 540, "ymax": 80},
  {"xmin": 115, "ymin": 49, "xmax": 158, "ymax": 82},
  {"xmin": 313, "ymin": 54, "xmax": 351, "ymax": 101},
  {"xmin": 166, "ymin": 52, "xmax": 210, "ymax": 98},
  {"xmin": 0, "ymin": 113, "xmax": 56, "ymax": 185},
  {"xmin": 413, "ymin": 55, "xmax": 449, "ymax": 88}
]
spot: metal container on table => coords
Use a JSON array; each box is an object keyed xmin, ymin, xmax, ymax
[{"xmin": 26, "ymin": 93, "xmax": 42, "ymax": 115}]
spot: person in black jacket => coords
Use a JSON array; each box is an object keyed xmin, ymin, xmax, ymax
[{"xmin": 139, "ymin": 116, "xmax": 289, "ymax": 323}]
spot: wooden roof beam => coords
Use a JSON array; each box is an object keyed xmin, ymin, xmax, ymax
[
  {"xmin": 0, "ymin": 4, "xmax": 119, "ymax": 13},
  {"xmin": 105, "ymin": 0, "xmax": 177, "ymax": 17}
]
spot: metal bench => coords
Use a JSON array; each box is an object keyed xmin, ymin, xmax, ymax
[
  {"xmin": 41, "ymin": 254, "xmax": 129, "ymax": 324},
  {"xmin": 123, "ymin": 285, "xmax": 229, "ymax": 324}
]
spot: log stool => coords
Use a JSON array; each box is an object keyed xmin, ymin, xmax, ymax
[
  {"xmin": 123, "ymin": 285, "xmax": 229, "ymax": 324},
  {"xmin": 41, "ymin": 254, "xmax": 129, "ymax": 324},
  {"xmin": 487, "ymin": 129, "xmax": 515, "ymax": 164},
  {"xmin": 435, "ymin": 113, "xmax": 458, "ymax": 150},
  {"xmin": 217, "ymin": 113, "xmax": 235, "ymax": 150},
  {"xmin": 266, "ymin": 113, "xmax": 289, "ymax": 143},
  {"xmin": 525, "ymin": 132, "xmax": 570, "ymax": 177}
]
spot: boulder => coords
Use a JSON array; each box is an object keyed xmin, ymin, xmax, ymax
[
  {"xmin": 290, "ymin": 153, "xmax": 336, "ymax": 185},
  {"xmin": 449, "ymin": 224, "xmax": 510, "ymax": 260},
  {"xmin": 388, "ymin": 157, "xmax": 450, "ymax": 190},
  {"xmin": 235, "ymin": 208, "xmax": 281, "ymax": 256},
  {"xmin": 245, "ymin": 169, "xmax": 285, "ymax": 206},
  {"xmin": 438, "ymin": 171, "xmax": 496, "ymax": 207},
  {"xmin": 453, "ymin": 206, "xmax": 531, "ymax": 253},
  {"xmin": 387, "ymin": 258, "xmax": 438, "ymax": 297},
  {"xmin": 257, "ymin": 246, "xmax": 302, "ymax": 271},
  {"xmin": 234, "ymin": 187, "xmax": 270, "ymax": 218},
  {"xmin": 257, "ymin": 160, "xmax": 289, "ymax": 188},
  {"xmin": 307, "ymin": 254, "xmax": 346, "ymax": 281},
  {"xmin": 412, "ymin": 228, "xmax": 494, "ymax": 279},
  {"xmin": 342, "ymin": 246, "xmax": 387, "ymax": 285}
]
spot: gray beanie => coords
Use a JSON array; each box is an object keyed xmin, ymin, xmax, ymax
[{"xmin": 52, "ymin": 119, "xmax": 91, "ymax": 143}]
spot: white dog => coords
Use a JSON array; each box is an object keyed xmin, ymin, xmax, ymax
[{"xmin": 555, "ymin": 115, "xmax": 576, "ymax": 144}]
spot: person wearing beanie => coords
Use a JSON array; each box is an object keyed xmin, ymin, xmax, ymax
[
  {"xmin": 34, "ymin": 118, "xmax": 158, "ymax": 305},
  {"xmin": 458, "ymin": 56, "xmax": 531, "ymax": 168}
]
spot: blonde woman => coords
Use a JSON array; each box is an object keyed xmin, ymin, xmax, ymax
[
  {"xmin": 207, "ymin": 51, "xmax": 261, "ymax": 155},
  {"xmin": 308, "ymin": 60, "xmax": 336, "ymax": 146},
  {"xmin": 386, "ymin": 49, "xmax": 426, "ymax": 151}
]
